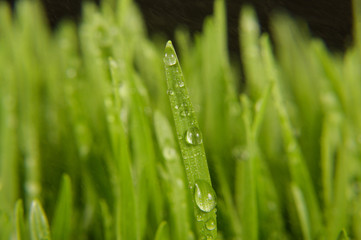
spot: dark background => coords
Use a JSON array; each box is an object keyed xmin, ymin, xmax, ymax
[{"xmin": 5, "ymin": 0, "xmax": 353, "ymax": 55}]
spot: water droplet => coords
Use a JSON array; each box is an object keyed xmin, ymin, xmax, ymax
[
  {"xmin": 196, "ymin": 214, "xmax": 203, "ymax": 221},
  {"xmin": 175, "ymin": 105, "xmax": 179, "ymax": 110},
  {"xmin": 167, "ymin": 89, "xmax": 174, "ymax": 95},
  {"xmin": 163, "ymin": 147, "xmax": 178, "ymax": 161},
  {"xmin": 194, "ymin": 180, "xmax": 217, "ymax": 212},
  {"xmin": 178, "ymin": 81, "xmax": 184, "ymax": 87},
  {"xmin": 181, "ymin": 102, "xmax": 188, "ymax": 107},
  {"xmin": 164, "ymin": 52, "xmax": 177, "ymax": 66},
  {"xmin": 206, "ymin": 218, "xmax": 216, "ymax": 230},
  {"xmin": 206, "ymin": 235, "xmax": 213, "ymax": 240},
  {"xmin": 185, "ymin": 127, "xmax": 202, "ymax": 145},
  {"xmin": 180, "ymin": 110, "xmax": 189, "ymax": 117}
]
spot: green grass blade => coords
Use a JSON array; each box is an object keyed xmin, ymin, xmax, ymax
[
  {"xmin": 291, "ymin": 183, "xmax": 312, "ymax": 240},
  {"xmin": 51, "ymin": 174, "xmax": 73, "ymax": 240},
  {"xmin": 14, "ymin": 199, "xmax": 27, "ymax": 240},
  {"xmin": 236, "ymin": 95, "xmax": 258, "ymax": 240},
  {"xmin": 154, "ymin": 221, "xmax": 170, "ymax": 240},
  {"xmin": 29, "ymin": 200, "xmax": 51, "ymax": 240},
  {"xmin": 100, "ymin": 200, "xmax": 114, "ymax": 240},
  {"xmin": 262, "ymin": 33, "xmax": 323, "ymax": 238},
  {"xmin": 337, "ymin": 229, "xmax": 350, "ymax": 240},
  {"xmin": 108, "ymin": 58, "xmax": 138, "ymax": 240},
  {"xmin": 164, "ymin": 41, "xmax": 217, "ymax": 239},
  {"xmin": 153, "ymin": 110, "xmax": 191, "ymax": 240}
]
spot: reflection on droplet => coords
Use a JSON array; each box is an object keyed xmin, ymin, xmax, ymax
[
  {"xmin": 185, "ymin": 127, "xmax": 202, "ymax": 145},
  {"xmin": 206, "ymin": 218, "xmax": 216, "ymax": 230},
  {"xmin": 194, "ymin": 179, "xmax": 217, "ymax": 212},
  {"xmin": 167, "ymin": 89, "xmax": 174, "ymax": 95},
  {"xmin": 164, "ymin": 52, "xmax": 177, "ymax": 66}
]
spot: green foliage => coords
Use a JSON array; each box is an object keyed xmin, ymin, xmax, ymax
[{"xmin": 1, "ymin": 0, "xmax": 361, "ymax": 239}]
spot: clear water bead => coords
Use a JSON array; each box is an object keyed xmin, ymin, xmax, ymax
[
  {"xmin": 185, "ymin": 127, "xmax": 202, "ymax": 145},
  {"xmin": 167, "ymin": 89, "xmax": 174, "ymax": 95},
  {"xmin": 206, "ymin": 218, "xmax": 216, "ymax": 230},
  {"xmin": 163, "ymin": 147, "xmax": 178, "ymax": 161},
  {"xmin": 180, "ymin": 110, "xmax": 189, "ymax": 117},
  {"xmin": 178, "ymin": 81, "xmax": 185, "ymax": 87},
  {"xmin": 194, "ymin": 180, "xmax": 217, "ymax": 212},
  {"xmin": 164, "ymin": 52, "xmax": 177, "ymax": 66}
]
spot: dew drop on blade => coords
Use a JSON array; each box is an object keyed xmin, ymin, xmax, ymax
[
  {"xmin": 206, "ymin": 218, "xmax": 216, "ymax": 230},
  {"xmin": 164, "ymin": 52, "xmax": 177, "ymax": 66},
  {"xmin": 167, "ymin": 89, "xmax": 174, "ymax": 95},
  {"xmin": 194, "ymin": 179, "xmax": 216, "ymax": 212},
  {"xmin": 185, "ymin": 127, "xmax": 202, "ymax": 145}
]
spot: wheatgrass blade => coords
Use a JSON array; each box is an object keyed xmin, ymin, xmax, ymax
[
  {"xmin": 125, "ymin": 72, "xmax": 164, "ymax": 238},
  {"xmin": 154, "ymin": 110, "xmax": 192, "ymax": 240},
  {"xmin": 14, "ymin": 200, "xmax": 27, "ymax": 240},
  {"xmin": 271, "ymin": 16, "xmax": 322, "ymax": 185},
  {"xmin": 240, "ymin": 7, "xmax": 266, "ymax": 99},
  {"xmin": 291, "ymin": 183, "xmax": 312, "ymax": 240},
  {"xmin": 51, "ymin": 175, "xmax": 73, "ymax": 240},
  {"xmin": 108, "ymin": 58, "xmax": 138, "ymax": 240},
  {"xmin": 249, "ymin": 83, "xmax": 287, "ymax": 239},
  {"xmin": 15, "ymin": 0, "xmax": 45, "ymax": 207},
  {"xmin": 29, "ymin": 200, "xmax": 51, "ymax": 240},
  {"xmin": 154, "ymin": 221, "xmax": 170, "ymax": 240},
  {"xmin": 0, "ymin": 43, "xmax": 19, "ymax": 217},
  {"xmin": 236, "ymin": 95, "xmax": 258, "ymax": 240},
  {"xmin": 337, "ymin": 229, "xmax": 350, "ymax": 240},
  {"xmin": 100, "ymin": 200, "xmax": 113, "ymax": 240},
  {"xmin": 326, "ymin": 127, "xmax": 353, "ymax": 239},
  {"xmin": 262, "ymin": 35, "xmax": 323, "ymax": 237},
  {"xmin": 164, "ymin": 41, "xmax": 217, "ymax": 239}
]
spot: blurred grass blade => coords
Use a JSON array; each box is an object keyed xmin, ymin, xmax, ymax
[
  {"xmin": 14, "ymin": 199, "xmax": 27, "ymax": 240},
  {"xmin": 164, "ymin": 41, "xmax": 217, "ymax": 239},
  {"xmin": 154, "ymin": 221, "xmax": 170, "ymax": 240},
  {"xmin": 337, "ymin": 229, "xmax": 350, "ymax": 240},
  {"xmin": 108, "ymin": 59, "xmax": 138, "ymax": 240},
  {"xmin": 291, "ymin": 183, "xmax": 312, "ymax": 240},
  {"xmin": 100, "ymin": 200, "xmax": 113, "ymax": 240},
  {"xmin": 236, "ymin": 95, "xmax": 258, "ymax": 240},
  {"xmin": 153, "ymin": 110, "xmax": 191, "ymax": 240},
  {"xmin": 262, "ymin": 32, "xmax": 323, "ymax": 238},
  {"xmin": 29, "ymin": 200, "xmax": 51, "ymax": 240},
  {"xmin": 51, "ymin": 174, "xmax": 73, "ymax": 240}
]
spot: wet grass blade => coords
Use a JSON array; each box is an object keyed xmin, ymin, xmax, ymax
[
  {"xmin": 29, "ymin": 200, "xmax": 51, "ymax": 240},
  {"xmin": 164, "ymin": 41, "xmax": 217, "ymax": 239}
]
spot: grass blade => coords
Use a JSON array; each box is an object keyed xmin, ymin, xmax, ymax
[
  {"xmin": 51, "ymin": 174, "xmax": 73, "ymax": 240},
  {"xmin": 154, "ymin": 221, "xmax": 170, "ymax": 240},
  {"xmin": 29, "ymin": 200, "xmax": 51, "ymax": 240},
  {"xmin": 14, "ymin": 199, "xmax": 27, "ymax": 240},
  {"xmin": 164, "ymin": 41, "xmax": 217, "ymax": 239},
  {"xmin": 154, "ymin": 110, "xmax": 192, "ymax": 240}
]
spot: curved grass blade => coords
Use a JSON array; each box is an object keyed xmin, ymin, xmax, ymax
[
  {"xmin": 29, "ymin": 200, "xmax": 51, "ymax": 240},
  {"xmin": 154, "ymin": 221, "xmax": 169, "ymax": 240},
  {"xmin": 164, "ymin": 41, "xmax": 217, "ymax": 239}
]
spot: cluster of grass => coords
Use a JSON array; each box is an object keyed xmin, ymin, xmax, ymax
[{"xmin": 1, "ymin": 0, "xmax": 361, "ymax": 239}]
